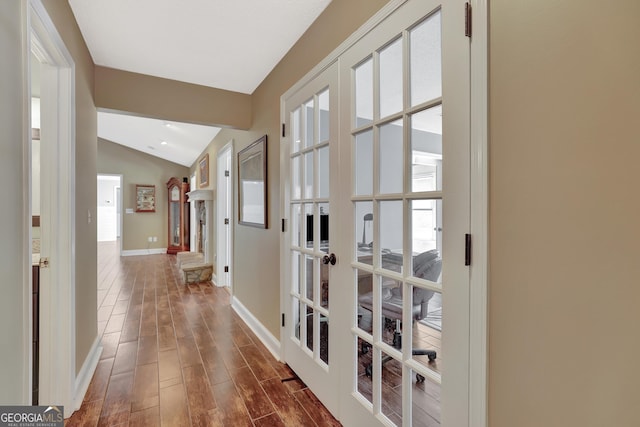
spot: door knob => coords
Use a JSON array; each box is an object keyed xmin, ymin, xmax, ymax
[{"xmin": 322, "ymin": 253, "xmax": 337, "ymax": 266}]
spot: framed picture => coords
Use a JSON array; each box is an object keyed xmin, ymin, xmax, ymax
[
  {"xmin": 199, "ymin": 153, "xmax": 209, "ymax": 188},
  {"xmin": 135, "ymin": 184, "xmax": 156, "ymax": 212},
  {"xmin": 238, "ymin": 135, "xmax": 267, "ymax": 228}
]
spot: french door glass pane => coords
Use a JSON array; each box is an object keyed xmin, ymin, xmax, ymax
[
  {"xmin": 318, "ymin": 202, "xmax": 330, "ymax": 252},
  {"xmin": 304, "ymin": 203, "xmax": 313, "ymax": 249},
  {"xmin": 355, "ymin": 130, "xmax": 374, "ymax": 196},
  {"xmin": 293, "ymin": 297, "xmax": 301, "ymax": 341},
  {"xmin": 412, "ymin": 367, "xmax": 441, "ymax": 425},
  {"xmin": 356, "ymin": 336, "xmax": 373, "ymax": 404},
  {"xmin": 292, "ymin": 107, "xmax": 301, "ymax": 153},
  {"xmin": 410, "ymin": 11, "xmax": 442, "ymax": 107},
  {"xmin": 355, "ymin": 58, "xmax": 373, "ymax": 127},
  {"xmin": 356, "ymin": 268, "xmax": 374, "ymax": 334},
  {"xmin": 319, "ymin": 89, "xmax": 330, "ymax": 143},
  {"xmin": 379, "ymin": 119, "xmax": 404, "ymax": 194},
  {"xmin": 411, "ymin": 288, "xmax": 442, "ymax": 376},
  {"xmin": 411, "ymin": 199, "xmax": 442, "ymax": 259},
  {"xmin": 379, "ymin": 37, "xmax": 403, "ymax": 118},
  {"xmin": 291, "ymin": 203, "xmax": 301, "ymax": 247},
  {"xmin": 304, "ymin": 152, "xmax": 314, "ymax": 199},
  {"xmin": 411, "ymin": 105, "xmax": 442, "ymax": 192},
  {"xmin": 305, "ymin": 304, "xmax": 313, "ymax": 352},
  {"xmin": 318, "ymin": 146, "xmax": 330, "ymax": 198},
  {"xmin": 304, "ymin": 99, "xmax": 315, "ymax": 148},
  {"xmin": 320, "ymin": 262, "xmax": 329, "ymax": 309},
  {"xmin": 380, "ymin": 349, "xmax": 402, "ymax": 426},
  {"xmin": 305, "ymin": 255, "xmax": 314, "ymax": 301},
  {"xmin": 320, "ymin": 315, "xmax": 329, "ymax": 364},
  {"xmin": 292, "ymin": 252, "xmax": 301, "ymax": 295},
  {"xmin": 355, "ymin": 201, "xmax": 373, "ymax": 264},
  {"xmin": 291, "ymin": 155, "xmax": 301, "ymax": 200},
  {"xmin": 379, "ymin": 201, "xmax": 403, "ymax": 273}
]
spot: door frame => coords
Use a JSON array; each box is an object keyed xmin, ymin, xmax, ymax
[
  {"xmin": 216, "ymin": 140, "xmax": 234, "ymax": 290},
  {"xmin": 279, "ymin": 0, "xmax": 488, "ymax": 425},
  {"xmin": 24, "ymin": 0, "xmax": 77, "ymax": 412}
]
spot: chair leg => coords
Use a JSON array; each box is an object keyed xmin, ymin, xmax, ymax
[{"xmin": 413, "ymin": 348, "xmax": 437, "ymax": 361}]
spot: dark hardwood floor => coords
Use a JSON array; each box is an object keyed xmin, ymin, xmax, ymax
[{"xmin": 66, "ymin": 241, "xmax": 340, "ymax": 426}]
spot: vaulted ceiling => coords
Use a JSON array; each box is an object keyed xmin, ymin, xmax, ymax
[{"xmin": 67, "ymin": 0, "xmax": 332, "ymax": 166}]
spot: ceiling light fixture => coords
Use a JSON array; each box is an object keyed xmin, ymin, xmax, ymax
[{"xmin": 160, "ymin": 140, "xmax": 168, "ymax": 145}]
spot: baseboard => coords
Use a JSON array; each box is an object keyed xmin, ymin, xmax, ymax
[
  {"xmin": 121, "ymin": 248, "xmax": 167, "ymax": 256},
  {"xmin": 211, "ymin": 273, "xmax": 220, "ymax": 287},
  {"xmin": 73, "ymin": 336, "xmax": 102, "ymax": 411},
  {"xmin": 231, "ymin": 296, "xmax": 281, "ymax": 361}
]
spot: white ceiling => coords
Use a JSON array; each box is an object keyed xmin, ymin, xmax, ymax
[
  {"xmin": 68, "ymin": 0, "xmax": 331, "ymax": 167},
  {"xmin": 98, "ymin": 113, "xmax": 221, "ymax": 167},
  {"xmin": 69, "ymin": 0, "xmax": 332, "ymax": 95}
]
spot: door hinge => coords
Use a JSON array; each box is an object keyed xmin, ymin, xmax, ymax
[
  {"xmin": 225, "ymin": 170, "xmax": 230, "ymax": 177},
  {"xmin": 281, "ymin": 218, "xmax": 286, "ymax": 232},
  {"xmin": 224, "ymin": 218, "xmax": 229, "ymax": 225},
  {"xmin": 282, "ymin": 123, "xmax": 286, "ymax": 137},
  {"xmin": 465, "ymin": 2, "xmax": 472, "ymax": 38},
  {"xmin": 224, "ymin": 265, "xmax": 229, "ymax": 273},
  {"xmin": 465, "ymin": 234, "xmax": 472, "ymax": 266},
  {"xmin": 39, "ymin": 257, "xmax": 50, "ymax": 269},
  {"xmin": 282, "ymin": 313, "xmax": 285, "ymax": 327}
]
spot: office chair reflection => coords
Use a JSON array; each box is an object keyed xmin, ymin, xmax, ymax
[{"xmin": 358, "ymin": 249, "xmax": 442, "ymax": 382}]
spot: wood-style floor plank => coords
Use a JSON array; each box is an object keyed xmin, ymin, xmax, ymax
[{"xmin": 66, "ymin": 242, "xmax": 341, "ymax": 426}]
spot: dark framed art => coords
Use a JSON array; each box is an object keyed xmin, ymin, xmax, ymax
[{"xmin": 238, "ymin": 135, "xmax": 267, "ymax": 228}]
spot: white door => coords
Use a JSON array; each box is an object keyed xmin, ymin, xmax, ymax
[
  {"xmin": 338, "ymin": 1, "xmax": 470, "ymax": 425},
  {"xmin": 282, "ymin": 61, "xmax": 340, "ymax": 414},
  {"xmin": 217, "ymin": 143, "xmax": 233, "ymax": 288},
  {"xmin": 190, "ymin": 174, "xmax": 197, "ymax": 251},
  {"xmin": 282, "ymin": 0, "xmax": 471, "ymax": 425}
]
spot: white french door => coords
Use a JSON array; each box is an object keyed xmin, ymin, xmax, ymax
[
  {"xmin": 281, "ymin": 61, "xmax": 340, "ymax": 414},
  {"xmin": 282, "ymin": 0, "xmax": 473, "ymax": 425},
  {"xmin": 337, "ymin": 1, "xmax": 470, "ymax": 425}
]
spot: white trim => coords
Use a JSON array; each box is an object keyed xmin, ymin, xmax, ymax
[
  {"xmin": 29, "ymin": 0, "xmax": 77, "ymax": 413},
  {"xmin": 469, "ymin": 0, "xmax": 489, "ymax": 426},
  {"xmin": 21, "ymin": 0, "xmax": 33, "ymax": 405},
  {"xmin": 121, "ymin": 248, "xmax": 167, "ymax": 257},
  {"xmin": 216, "ymin": 140, "xmax": 234, "ymax": 291},
  {"xmin": 73, "ymin": 337, "xmax": 102, "ymax": 411},
  {"xmin": 231, "ymin": 296, "xmax": 281, "ymax": 361}
]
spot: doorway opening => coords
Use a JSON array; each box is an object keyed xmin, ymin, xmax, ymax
[{"xmin": 97, "ymin": 174, "xmax": 123, "ymax": 252}]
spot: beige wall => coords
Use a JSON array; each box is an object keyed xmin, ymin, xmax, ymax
[
  {"xmin": 5, "ymin": 0, "xmax": 638, "ymax": 420},
  {"xmin": 95, "ymin": 66, "xmax": 252, "ymax": 130},
  {"xmin": 489, "ymin": 1, "xmax": 640, "ymax": 425},
  {"xmin": 98, "ymin": 139, "xmax": 191, "ymax": 251},
  {"xmin": 193, "ymin": 0, "xmax": 390, "ymax": 337},
  {"xmin": 0, "ymin": 0, "xmax": 30, "ymax": 403}
]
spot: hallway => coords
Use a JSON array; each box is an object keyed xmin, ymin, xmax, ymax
[{"xmin": 67, "ymin": 241, "xmax": 339, "ymax": 426}]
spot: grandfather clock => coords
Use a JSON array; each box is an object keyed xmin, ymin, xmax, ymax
[{"xmin": 166, "ymin": 177, "xmax": 189, "ymax": 254}]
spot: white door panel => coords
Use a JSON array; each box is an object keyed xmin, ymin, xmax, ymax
[{"xmin": 282, "ymin": 1, "xmax": 471, "ymax": 425}]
